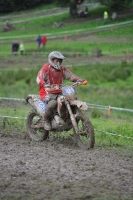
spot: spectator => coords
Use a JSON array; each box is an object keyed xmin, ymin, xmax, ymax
[
  {"xmin": 111, "ymin": 12, "xmax": 118, "ymax": 20},
  {"xmin": 77, "ymin": 6, "xmax": 88, "ymax": 18},
  {"xmin": 19, "ymin": 41, "xmax": 24, "ymax": 55},
  {"xmin": 12, "ymin": 41, "xmax": 19, "ymax": 55},
  {"xmin": 36, "ymin": 35, "xmax": 42, "ymax": 48},
  {"xmin": 3, "ymin": 20, "xmax": 13, "ymax": 32},
  {"xmin": 103, "ymin": 11, "xmax": 108, "ymax": 23},
  {"xmin": 41, "ymin": 36, "xmax": 47, "ymax": 48},
  {"xmin": 84, "ymin": 7, "xmax": 88, "ymax": 17}
]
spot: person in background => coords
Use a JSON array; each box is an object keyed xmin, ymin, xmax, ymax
[
  {"xmin": 36, "ymin": 51, "xmax": 87, "ymax": 130},
  {"xmin": 12, "ymin": 41, "xmax": 19, "ymax": 55},
  {"xmin": 36, "ymin": 35, "xmax": 42, "ymax": 48},
  {"xmin": 20, "ymin": 41, "xmax": 24, "ymax": 55},
  {"xmin": 103, "ymin": 11, "xmax": 108, "ymax": 23},
  {"xmin": 41, "ymin": 35, "xmax": 47, "ymax": 48},
  {"xmin": 111, "ymin": 12, "xmax": 118, "ymax": 20}
]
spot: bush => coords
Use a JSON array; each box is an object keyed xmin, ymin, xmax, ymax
[{"xmin": 108, "ymin": 62, "xmax": 131, "ymax": 82}]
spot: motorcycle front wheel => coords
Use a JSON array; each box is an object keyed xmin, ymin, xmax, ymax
[
  {"xmin": 26, "ymin": 110, "xmax": 49, "ymax": 141},
  {"xmin": 74, "ymin": 112, "xmax": 95, "ymax": 149}
]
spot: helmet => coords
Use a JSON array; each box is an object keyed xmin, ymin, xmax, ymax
[{"xmin": 48, "ymin": 51, "xmax": 65, "ymax": 70}]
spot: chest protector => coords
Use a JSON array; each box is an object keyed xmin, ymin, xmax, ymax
[{"xmin": 48, "ymin": 66, "xmax": 63, "ymax": 94}]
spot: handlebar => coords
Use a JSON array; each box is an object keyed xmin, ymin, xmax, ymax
[{"xmin": 45, "ymin": 80, "xmax": 88, "ymax": 92}]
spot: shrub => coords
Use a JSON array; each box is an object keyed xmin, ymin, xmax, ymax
[{"xmin": 108, "ymin": 64, "xmax": 131, "ymax": 82}]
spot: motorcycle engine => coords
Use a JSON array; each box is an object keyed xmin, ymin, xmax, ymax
[{"xmin": 51, "ymin": 115, "xmax": 65, "ymax": 129}]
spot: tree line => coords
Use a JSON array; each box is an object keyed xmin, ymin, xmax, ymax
[
  {"xmin": 0, "ymin": 0, "xmax": 132, "ymax": 14},
  {"xmin": 0, "ymin": 0, "xmax": 68, "ymax": 13}
]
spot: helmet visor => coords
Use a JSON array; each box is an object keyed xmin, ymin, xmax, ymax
[{"xmin": 53, "ymin": 58, "xmax": 62, "ymax": 64}]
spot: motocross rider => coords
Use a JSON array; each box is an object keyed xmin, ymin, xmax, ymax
[{"xmin": 36, "ymin": 51, "xmax": 87, "ymax": 131}]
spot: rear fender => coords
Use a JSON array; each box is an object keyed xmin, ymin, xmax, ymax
[
  {"xmin": 26, "ymin": 94, "xmax": 47, "ymax": 116},
  {"xmin": 26, "ymin": 94, "xmax": 40, "ymax": 106}
]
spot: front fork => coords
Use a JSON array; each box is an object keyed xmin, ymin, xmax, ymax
[{"xmin": 65, "ymin": 100, "xmax": 79, "ymax": 134}]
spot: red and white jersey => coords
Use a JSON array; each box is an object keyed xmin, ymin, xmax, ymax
[{"xmin": 36, "ymin": 63, "xmax": 80, "ymax": 100}]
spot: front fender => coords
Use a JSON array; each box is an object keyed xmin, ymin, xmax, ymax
[{"xmin": 69, "ymin": 100, "xmax": 88, "ymax": 110}]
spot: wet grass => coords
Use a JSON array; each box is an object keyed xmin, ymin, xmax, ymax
[{"xmin": 0, "ymin": 108, "xmax": 133, "ymax": 149}]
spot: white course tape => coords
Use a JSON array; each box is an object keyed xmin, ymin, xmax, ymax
[
  {"xmin": 88, "ymin": 103, "xmax": 133, "ymax": 113},
  {"xmin": 96, "ymin": 129, "xmax": 133, "ymax": 140},
  {"xmin": 0, "ymin": 20, "xmax": 133, "ymax": 41},
  {"xmin": 0, "ymin": 115, "xmax": 26, "ymax": 119},
  {"xmin": 0, "ymin": 97, "xmax": 133, "ymax": 140},
  {"xmin": 0, "ymin": 115, "xmax": 132, "ymax": 140},
  {"xmin": 0, "ymin": 96, "xmax": 133, "ymax": 113},
  {"xmin": 0, "ymin": 97, "xmax": 25, "ymax": 101}
]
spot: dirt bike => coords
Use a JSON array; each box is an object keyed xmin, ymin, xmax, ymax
[{"xmin": 26, "ymin": 80, "xmax": 95, "ymax": 149}]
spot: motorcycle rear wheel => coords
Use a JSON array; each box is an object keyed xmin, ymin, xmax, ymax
[
  {"xmin": 26, "ymin": 110, "xmax": 49, "ymax": 141},
  {"xmin": 74, "ymin": 112, "xmax": 95, "ymax": 149}
]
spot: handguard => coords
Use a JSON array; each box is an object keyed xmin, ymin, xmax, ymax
[{"xmin": 77, "ymin": 79, "xmax": 88, "ymax": 86}]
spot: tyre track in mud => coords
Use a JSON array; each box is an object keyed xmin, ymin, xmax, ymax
[{"xmin": 0, "ymin": 130, "xmax": 133, "ymax": 200}]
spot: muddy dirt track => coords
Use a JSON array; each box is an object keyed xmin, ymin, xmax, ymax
[{"xmin": 0, "ymin": 129, "xmax": 133, "ymax": 200}]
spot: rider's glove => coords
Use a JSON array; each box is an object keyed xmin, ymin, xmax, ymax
[{"xmin": 77, "ymin": 78, "xmax": 85, "ymax": 83}]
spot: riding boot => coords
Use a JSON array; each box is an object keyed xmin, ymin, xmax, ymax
[{"xmin": 43, "ymin": 100, "xmax": 57, "ymax": 130}]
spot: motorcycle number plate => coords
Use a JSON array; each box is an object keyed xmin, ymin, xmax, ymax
[{"xmin": 63, "ymin": 87, "xmax": 75, "ymax": 95}]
